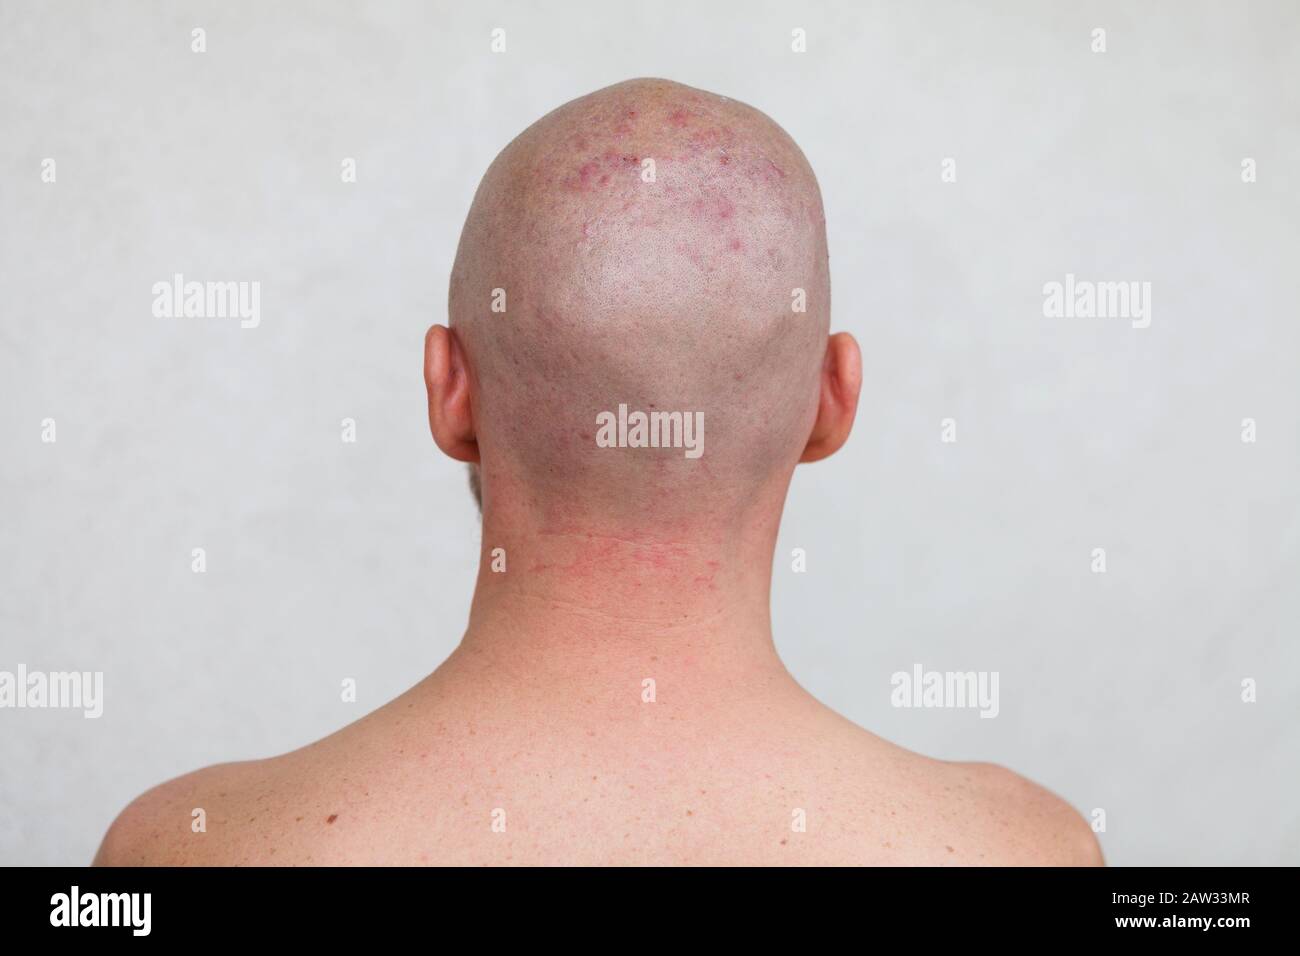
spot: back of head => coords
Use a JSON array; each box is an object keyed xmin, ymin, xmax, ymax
[{"xmin": 449, "ymin": 78, "xmax": 830, "ymax": 525}]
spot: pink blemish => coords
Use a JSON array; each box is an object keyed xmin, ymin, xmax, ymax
[
  {"xmin": 669, "ymin": 108, "xmax": 690, "ymax": 127},
  {"xmin": 692, "ymin": 560, "xmax": 722, "ymax": 589},
  {"xmin": 729, "ymin": 237, "xmax": 743, "ymax": 251},
  {"xmin": 675, "ymin": 241, "xmax": 710, "ymax": 272},
  {"xmin": 555, "ymin": 151, "xmax": 637, "ymax": 188},
  {"xmin": 686, "ymin": 125, "xmax": 732, "ymax": 152},
  {"xmin": 757, "ymin": 157, "xmax": 788, "ymax": 182},
  {"xmin": 599, "ymin": 150, "xmax": 640, "ymax": 169},
  {"xmin": 719, "ymin": 154, "xmax": 730, "ymax": 165},
  {"xmin": 614, "ymin": 108, "xmax": 639, "ymax": 133},
  {"xmin": 689, "ymin": 196, "xmax": 734, "ymax": 222}
]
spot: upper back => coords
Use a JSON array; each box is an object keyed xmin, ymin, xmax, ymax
[{"xmin": 95, "ymin": 691, "xmax": 1101, "ymax": 867}]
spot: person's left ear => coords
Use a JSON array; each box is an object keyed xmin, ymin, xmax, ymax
[
  {"xmin": 424, "ymin": 324, "xmax": 480, "ymax": 463},
  {"xmin": 799, "ymin": 331, "xmax": 862, "ymax": 463}
]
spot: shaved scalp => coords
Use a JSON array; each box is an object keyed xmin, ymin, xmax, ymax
[{"xmin": 449, "ymin": 78, "xmax": 830, "ymax": 524}]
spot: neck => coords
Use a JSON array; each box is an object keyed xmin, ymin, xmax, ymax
[{"xmin": 451, "ymin": 490, "xmax": 795, "ymax": 698}]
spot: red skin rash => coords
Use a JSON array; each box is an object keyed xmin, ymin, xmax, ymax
[
  {"xmin": 690, "ymin": 196, "xmax": 735, "ymax": 222},
  {"xmin": 529, "ymin": 536, "xmax": 699, "ymax": 579},
  {"xmin": 692, "ymin": 560, "xmax": 722, "ymax": 590},
  {"xmin": 685, "ymin": 126, "xmax": 732, "ymax": 152},
  {"xmin": 562, "ymin": 100, "xmax": 770, "ymax": 196},
  {"xmin": 602, "ymin": 149, "xmax": 640, "ymax": 167},
  {"xmin": 675, "ymin": 241, "xmax": 709, "ymax": 271},
  {"xmin": 557, "ymin": 104, "xmax": 786, "ymax": 267},
  {"xmin": 614, "ymin": 108, "xmax": 639, "ymax": 135},
  {"xmin": 564, "ymin": 150, "xmax": 643, "ymax": 191}
]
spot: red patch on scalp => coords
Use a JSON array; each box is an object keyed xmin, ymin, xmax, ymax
[
  {"xmin": 573, "ymin": 151, "xmax": 641, "ymax": 182},
  {"xmin": 614, "ymin": 108, "xmax": 639, "ymax": 134},
  {"xmin": 577, "ymin": 160, "xmax": 601, "ymax": 186},
  {"xmin": 686, "ymin": 126, "xmax": 732, "ymax": 152},
  {"xmin": 753, "ymin": 157, "xmax": 787, "ymax": 183}
]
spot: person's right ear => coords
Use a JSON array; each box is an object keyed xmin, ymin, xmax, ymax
[
  {"xmin": 424, "ymin": 324, "xmax": 480, "ymax": 463},
  {"xmin": 799, "ymin": 332, "xmax": 862, "ymax": 463}
]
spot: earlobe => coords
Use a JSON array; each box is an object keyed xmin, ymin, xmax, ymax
[
  {"xmin": 799, "ymin": 331, "xmax": 862, "ymax": 463},
  {"xmin": 424, "ymin": 324, "xmax": 480, "ymax": 463}
]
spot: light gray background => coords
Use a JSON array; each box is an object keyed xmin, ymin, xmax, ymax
[{"xmin": 1, "ymin": 0, "xmax": 1297, "ymax": 866}]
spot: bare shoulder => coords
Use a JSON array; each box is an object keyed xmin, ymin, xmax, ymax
[
  {"xmin": 93, "ymin": 759, "xmax": 290, "ymax": 866},
  {"xmin": 92, "ymin": 696, "xmax": 433, "ymax": 865},
  {"xmin": 945, "ymin": 760, "xmax": 1105, "ymax": 866}
]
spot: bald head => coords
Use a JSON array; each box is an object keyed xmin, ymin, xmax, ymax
[{"xmin": 437, "ymin": 78, "xmax": 851, "ymax": 525}]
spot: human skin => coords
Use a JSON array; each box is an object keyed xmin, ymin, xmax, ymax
[{"xmin": 94, "ymin": 79, "xmax": 1103, "ymax": 866}]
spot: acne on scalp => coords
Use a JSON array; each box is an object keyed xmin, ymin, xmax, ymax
[
  {"xmin": 554, "ymin": 89, "xmax": 797, "ymax": 259},
  {"xmin": 452, "ymin": 78, "xmax": 828, "ymax": 509}
]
